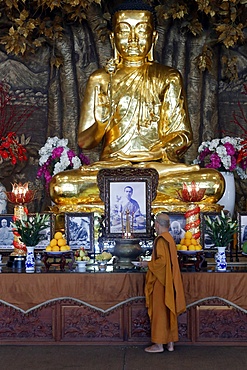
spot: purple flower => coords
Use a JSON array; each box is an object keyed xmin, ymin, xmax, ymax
[{"xmin": 224, "ymin": 143, "xmax": 235, "ymax": 156}]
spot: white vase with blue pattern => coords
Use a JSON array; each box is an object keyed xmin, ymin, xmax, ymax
[
  {"xmin": 215, "ymin": 246, "xmax": 227, "ymax": 271},
  {"xmin": 25, "ymin": 246, "xmax": 35, "ymax": 272}
]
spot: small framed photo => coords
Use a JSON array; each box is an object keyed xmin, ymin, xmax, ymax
[
  {"xmin": 28, "ymin": 213, "xmax": 55, "ymax": 250},
  {"xmin": 237, "ymin": 212, "xmax": 247, "ymax": 250},
  {"xmin": 200, "ymin": 212, "xmax": 219, "ymax": 249},
  {"xmin": 65, "ymin": 212, "xmax": 94, "ymax": 253},
  {"xmin": 0, "ymin": 214, "xmax": 14, "ymax": 250},
  {"xmin": 97, "ymin": 167, "xmax": 159, "ymax": 239},
  {"xmin": 168, "ymin": 213, "xmax": 186, "ymax": 244}
]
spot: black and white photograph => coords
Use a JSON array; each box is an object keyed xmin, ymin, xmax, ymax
[
  {"xmin": 168, "ymin": 213, "xmax": 186, "ymax": 244},
  {"xmin": 110, "ymin": 181, "xmax": 146, "ymax": 235},
  {"xmin": 237, "ymin": 212, "xmax": 247, "ymax": 250},
  {"xmin": 28, "ymin": 213, "xmax": 54, "ymax": 249},
  {"xmin": 65, "ymin": 212, "xmax": 94, "ymax": 252},
  {"xmin": 97, "ymin": 167, "xmax": 158, "ymax": 239},
  {"xmin": 0, "ymin": 215, "xmax": 14, "ymax": 249}
]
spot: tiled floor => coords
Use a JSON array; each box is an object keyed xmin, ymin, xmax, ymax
[{"xmin": 0, "ymin": 344, "xmax": 246, "ymax": 370}]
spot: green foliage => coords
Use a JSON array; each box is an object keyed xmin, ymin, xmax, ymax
[
  {"xmin": 204, "ymin": 210, "xmax": 238, "ymax": 248},
  {"xmin": 11, "ymin": 213, "xmax": 50, "ymax": 246}
]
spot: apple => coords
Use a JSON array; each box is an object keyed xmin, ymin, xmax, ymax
[{"xmin": 242, "ymin": 241, "xmax": 247, "ymax": 254}]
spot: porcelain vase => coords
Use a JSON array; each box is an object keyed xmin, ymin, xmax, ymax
[
  {"xmin": 215, "ymin": 246, "xmax": 227, "ymax": 271},
  {"xmin": 217, "ymin": 172, "xmax": 235, "ymax": 216},
  {"xmin": 25, "ymin": 246, "xmax": 35, "ymax": 272}
]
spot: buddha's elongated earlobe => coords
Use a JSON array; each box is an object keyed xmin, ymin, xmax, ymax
[
  {"xmin": 147, "ymin": 31, "xmax": 158, "ymax": 62},
  {"xmin": 110, "ymin": 32, "xmax": 121, "ymax": 64}
]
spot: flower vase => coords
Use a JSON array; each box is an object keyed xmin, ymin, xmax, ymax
[
  {"xmin": 215, "ymin": 246, "xmax": 227, "ymax": 271},
  {"xmin": 25, "ymin": 246, "xmax": 35, "ymax": 272},
  {"xmin": 217, "ymin": 172, "xmax": 235, "ymax": 216}
]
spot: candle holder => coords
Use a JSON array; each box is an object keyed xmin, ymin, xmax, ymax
[
  {"xmin": 6, "ymin": 182, "xmax": 35, "ymax": 257},
  {"xmin": 121, "ymin": 209, "xmax": 134, "ymax": 239}
]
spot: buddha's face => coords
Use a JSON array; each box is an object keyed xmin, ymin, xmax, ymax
[{"xmin": 112, "ymin": 10, "xmax": 156, "ymax": 61}]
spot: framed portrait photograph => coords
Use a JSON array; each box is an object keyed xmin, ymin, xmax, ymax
[
  {"xmin": 0, "ymin": 214, "xmax": 14, "ymax": 250},
  {"xmin": 65, "ymin": 212, "xmax": 94, "ymax": 253},
  {"xmin": 28, "ymin": 213, "xmax": 55, "ymax": 250},
  {"xmin": 200, "ymin": 212, "xmax": 219, "ymax": 249},
  {"xmin": 237, "ymin": 212, "xmax": 247, "ymax": 250},
  {"xmin": 97, "ymin": 167, "xmax": 159, "ymax": 239},
  {"xmin": 168, "ymin": 213, "xmax": 186, "ymax": 245}
]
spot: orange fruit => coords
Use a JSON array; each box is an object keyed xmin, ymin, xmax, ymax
[
  {"xmin": 52, "ymin": 245, "xmax": 60, "ymax": 251},
  {"xmin": 191, "ymin": 239, "xmax": 197, "ymax": 245},
  {"xmin": 60, "ymin": 246, "xmax": 68, "ymax": 251},
  {"xmin": 54, "ymin": 231, "xmax": 63, "ymax": 240},
  {"xmin": 185, "ymin": 231, "xmax": 193, "ymax": 239},
  {"xmin": 184, "ymin": 238, "xmax": 191, "ymax": 246},
  {"xmin": 180, "ymin": 245, "xmax": 187, "ymax": 251},
  {"xmin": 46, "ymin": 245, "xmax": 52, "ymax": 251},
  {"xmin": 50, "ymin": 238, "xmax": 58, "ymax": 246},
  {"xmin": 180, "ymin": 238, "xmax": 186, "ymax": 245},
  {"xmin": 58, "ymin": 238, "xmax": 66, "ymax": 246},
  {"xmin": 176, "ymin": 244, "xmax": 181, "ymax": 250},
  {"xmin": 195, "ymin": 245, "xmax": 202, "ymax": 250},
  {"xmin": 188, "ymin": 245, "xmax": 196, "ymax": 251}
]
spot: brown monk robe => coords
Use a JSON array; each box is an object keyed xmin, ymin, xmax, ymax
[{"xmin": 144, "ymin": 213, "xmax": 186, "ymax": 353}]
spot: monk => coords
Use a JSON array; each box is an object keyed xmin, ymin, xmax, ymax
[
  {"xmin": 49, "ymin": 0, "xmax": 224, "ymax": 206},
  {"xmin": 144, "ymin": 212, "xmax": 186, "ymax": 353}
]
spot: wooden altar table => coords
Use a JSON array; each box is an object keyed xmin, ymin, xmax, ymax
[{"xmin": 0, "ymin": 271, "xmax": 246, "ymax": 345}]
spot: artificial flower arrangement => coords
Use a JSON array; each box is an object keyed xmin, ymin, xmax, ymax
[
  {"xmin": 0, "ymin": 132, "xmax": 28, "ymax": 165},
  {"xmin": 95, "ymin": 251, "xmax": 113, "ymax": 262},
  {"xmin": 37, "ymin": 136, "xmax": 90, "ymax": 188},
  {"xmin": 204, "ymin": 210, "xmax": 238, "ymax": 248},
  {"xmin": 194, "ymin": 136, "xmax": 247, "ymax": 179},
  {"xmin": 11, "ymin": 213, "xmax": 51, "ymax": 247},
  {"xmin": 0, "ymin": 82, "xmax": 32, "ymax": 168}
]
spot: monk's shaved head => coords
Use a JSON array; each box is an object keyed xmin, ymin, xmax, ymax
[{"xmin": 155, "ymin": 213, "xmax": 170, "ymax": 229}]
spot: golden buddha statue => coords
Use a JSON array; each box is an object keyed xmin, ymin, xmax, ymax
[{"xmin": 49, "ymin": 0, "xmax": 224, "ymax": 213}]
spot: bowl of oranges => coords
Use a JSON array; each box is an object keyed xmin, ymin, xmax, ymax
[
  {"xmin": 176, "ymin": 231, "xmax": 203, "ymax": 254},
  {"xmin": 45, "ymin": 232, "xmax": 71, "ymax": 253}
]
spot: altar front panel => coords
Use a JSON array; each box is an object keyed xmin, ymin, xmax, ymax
[{"xmin": 0, "ymin": 272, "xmax": 246, "ymax": 345}]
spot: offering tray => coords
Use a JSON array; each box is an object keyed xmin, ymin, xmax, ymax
[{"xmin": 42, "ymin": 250, "xmax": 75, "ymax": 271}]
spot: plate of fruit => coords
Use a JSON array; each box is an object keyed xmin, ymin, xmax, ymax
[
  {"xmin": 45, "ymin": 232, "xmax": 71, "ymax": 253},
  {"xmin": 74, "ymin": 247, "xmax": 90, "ymax": 264},
  {"xmin": 176, "ymin": 231, "xmax": 203, "ymax": 254}
]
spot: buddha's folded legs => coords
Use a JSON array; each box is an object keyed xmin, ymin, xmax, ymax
[{"xmin": 49, "ymin": 163, "xmax": 225, "ymax": 206}]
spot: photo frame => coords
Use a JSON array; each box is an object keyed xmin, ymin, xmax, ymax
[
  {"xmin": 28, "ymin": 212, "xmax": 55, "ymax": 250},
  {"xmin": 237, "ymin": 212, "xmax": 247, "ymax": 250},
  {"xmin": 168, "ymin": 213, "xmax": 186, "ymax": 245},
  {"xmin": 97, "ymin": 167, "xmax": 159, "ymax": 239},
  {"xmin": 200, "ymin": 212, "xmax": 219, "ymax": 249},
  {"xmin": 0, "ymin": 214, "xmax": 14, "ymax": 250},
  {"xmin": 65, "ymin": 212, "xmax": 94, "ymax": 253}
]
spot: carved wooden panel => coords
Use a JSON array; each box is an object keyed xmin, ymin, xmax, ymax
[
  {"xmin": 127, "ymin": 299, "xmax": 151, "ymax": 341},
  {"xmin": 195, "ymin": 301, "xmax": 247, "ymax": 342},
  {"xmin": 178, "ymin": 310, "xmax": 190, "ymax": 342},
  {"xmin": 61, "ymin": 304, "xmax": 124, "ymax": 342},
  {"xmin": 0, "ymin": 303, "xmax": 55, "ymax": 342}
]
